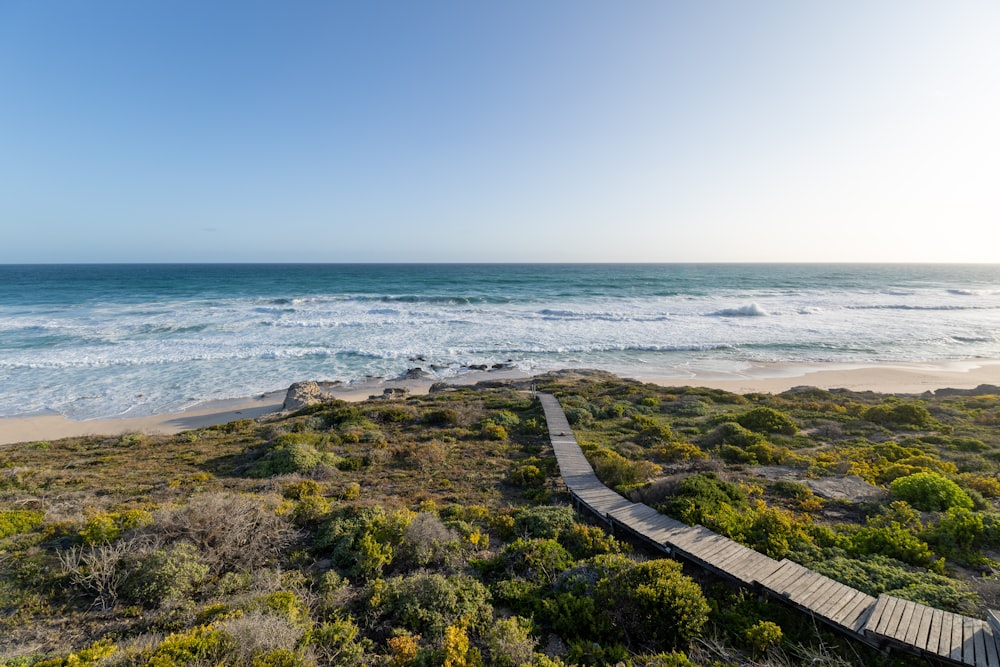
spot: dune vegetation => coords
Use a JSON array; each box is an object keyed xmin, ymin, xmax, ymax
[{"xmin": 3, "ymin": 371, "xmax": 1000, "ymax": 666}]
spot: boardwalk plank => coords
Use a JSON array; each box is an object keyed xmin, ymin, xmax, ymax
[
  {"xmin": 795, "ymin": 576, "xmax": 842, "ymax": 612},
  {"xmin": 824, "ymin": 588, "xmax": 865, "ymax": 626},
  {"xmin": 984, "ymin": 623, "xmax": 1000, "ymax": 667},
  {"xmin": 961, "ymin": 616, "xmax": 976, "ymax": 665},
  {"xmin": 904, "ymin": 604, "xmax": 929, "ymax": 646},
  {"xmin": 912, "ymin": 604, "xmax": 934, "ymax": 651},
  {"xmin": 874, "ymin": 596, "xmax": 901, "ymax": 636},
  {"xmin": 974, "ymin": 623, "xmax": 988, "ymax": 667},
  {"xmin": 841, "ymin": 595, "xmax": 877, "ymax": 634},
  {"xmin": 927, "ymin": 608, "xmax": 945, "ymax": 654},
  {"xmin": 742, "ymin": 557, "xmax": 785, "ymax": 584},
  {"xmin": 710, "ymin": 545, "xmax": 767, "ymax": 577},
  {"xmin": 786, "ymin": 572, "xmax": 832, "ymax": 606},
  {"xmin": 775, "ymin": 568, "xmax": 822, "ymax": 598},
  {"xmin": 692, "ymin": 538, "xmax": 744, "ymax": 564},
  {"xmin": 892, "ymin": 599, "xmax": 917, "ymax": 642},
  {"xmin": 938, "ymin": 611, "xmax": 957, "ymax": 658},
  {"xmin": 830, "ymin": 588, "xmax": 874, "ymax": 634},
  {"xmin": 763, "ymin": 561, "xmax": 812, "ymax": 595},
  {"xmin": 895, "ymin": 600, "xmax": 920, "ymax": 642},
  {"xmin": 949, "ymin": 612, "xmax": 964, "ymax": 662}
]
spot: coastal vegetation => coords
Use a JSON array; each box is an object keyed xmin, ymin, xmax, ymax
[{"xmin": 2, "ymin": 372, "xmax": 1000, "ymax": 665}]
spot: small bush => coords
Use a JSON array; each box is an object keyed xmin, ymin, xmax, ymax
[
  {"xmin": 122, "ymin": 542, "xmax": 209, "ymax": 607},
  {"xmin": 507, "ymin": 464, "xmax": 546, "ymax": 488},
  {"xmin": 736, "ymin": 407, "xmax": 797, "ymax": 435},
  {"xmin": 307, "ymin": 616, "xmax": 370, "ymax": 667},
  {"xmin": 378, "ymin": 572, "xmax": 492, "ymax": 637},
  {"xmin": 484, "ymin": 616, "xmax": 536, "ymax": 667},
  {"xmin": 744, "ymin": 620, "xmax": 783, "ymax": 656},
  {"xmin": 423, "ymin": 409, "xmax": 460, "ymax": 426},
  {"xmin": 864, "ymin": 402, "xmax": 934, "ymax": 428},
  {"xmin": 481, "ymin": 422, "xmax": 508, "ymax": 441},
  {"xmin": 890, "ymin": 472, "xmax": 974, "ymax": 512},
  {"xmin": 0, "ymin": 509, "xmax": 44, "ymax": 539}
]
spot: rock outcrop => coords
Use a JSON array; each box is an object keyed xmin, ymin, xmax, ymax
[{"xmin": 282, "ymin": 381, "xmax": 336, "ymax": 411}]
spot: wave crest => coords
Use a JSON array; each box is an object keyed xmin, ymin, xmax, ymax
[{"xmin": 710, "ymin": 303, "xmax": 769, "ymax": 317}]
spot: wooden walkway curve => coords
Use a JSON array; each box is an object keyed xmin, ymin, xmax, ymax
[{"xmin": 537, "ymin": 392, "xmax": 1000, "ymax": 666}]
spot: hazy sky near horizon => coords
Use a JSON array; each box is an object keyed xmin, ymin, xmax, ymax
[{"xmin": 2, "ymin": 2, "xmax": 998, "ymax": 263}]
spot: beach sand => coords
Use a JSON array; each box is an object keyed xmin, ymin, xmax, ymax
[{"xmin": 2, "ymin": 361, "xmax": 998, "ymax": 446}]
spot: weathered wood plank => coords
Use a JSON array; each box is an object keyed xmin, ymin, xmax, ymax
[
  {"xmin": 874, "ymin": 596, "xmax": 900, "ymax": 636},
  {"xmin": 949, "ymin": 612, "xmax": 965, "ymax": 662},
  {"xmin": 756, "ymin": 561, "xmax": 799, "ymax": 593},
  {"xmin": 824, "ymin": 588, "xmax": 865, "ymax": 626},
  {"xmin": 710, "ymin": 545, "xmax": 767, "ymax": 577},
  {"xmin": 839, "ymin": 592, "xmax": 877, "ymax": 632},
  {"xmin": 692, "ymin": 538, "xmax": 743, "ymax": 564},
  {"xmin": 961, "ymin": 616, "xmax": 976, "ymax": 665},
  {"xmin": 974, "ymin": 622, "xmax": 989, "ymax": 667},
  {"xmin": 983, "ymin": 622, "xmax": 1000, "ymax": 667},
  {"xmin": 774, "ymin": 567, "xmax": 822, "ymax": 598},
  {"xmin": 913, "ymin": 604, "xmax": 935, "ymax": 651},
  {"xmin": 892, "ymin": 599, "xmax": 917, "ymax": 642},
  {"xmin": 742, "ymin": 557, "xmax": 785, "ymax": 585},
  {"xmin": 795, "ymin": 576, "xmax": 842, "ymax": 612},
  {"xmin": 927, "ymin": 607, "xmax": 946, "ymax": 654},
  {"xmin": 938, "ymin": 610, "xmax": 957, "ymax": 658},
  {"xmin": 760, "ymin": 560, "xmax": 809, "ymax": 594}
]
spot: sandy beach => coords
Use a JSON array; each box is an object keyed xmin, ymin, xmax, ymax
[{"xmin": 2, "ymin": 361, "xmax": 998, "ymax": 447}]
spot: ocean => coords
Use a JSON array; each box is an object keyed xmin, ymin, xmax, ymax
[{"xmin": 2, "ymin": 263, "xmax": 999, "ymax": 421}]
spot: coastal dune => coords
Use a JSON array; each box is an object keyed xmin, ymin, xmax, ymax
[{"xmin": 1, "ymin": 360, "xmax": 998, "ymax": 447}]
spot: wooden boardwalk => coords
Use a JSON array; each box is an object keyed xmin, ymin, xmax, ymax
[{"xmin": 536, "ymin": 392, "xmax": 1000, "ymax": 666}]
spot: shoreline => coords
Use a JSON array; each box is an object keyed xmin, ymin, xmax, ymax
[{"xmin": 1, "ymin": 361, "xmax": 998, "ymax": 447}]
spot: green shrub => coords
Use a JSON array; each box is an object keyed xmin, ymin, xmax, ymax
[
  {"xmin": 0, "ymin": 509, "xmax": 44, "ymax": 539},
  {"xmin": 864, "ymin": 402, "xmax": 934, "ymax": 428},
  {"xmin": 122, "ymin": 542, "xmax": 210, "ymax": 607},
  {"xmin": 423, "ymin": 409, "xmax": 460, "ymax": 426},
  {"xmin": 712, "ymin": 422, "xmax": 766, "ymax": 447},
  {"xmin": 378, "ymin": 572, "xmax": 492, "ymax": 637},
  {"xmin": 890, "ymin": 472, "xmax": 974, "ymax": 512},
  {"xmin": 33, "ymin": 640, "xmax": 116, "ymax": 667},
  {"xmin": 636, "ymin": 425, "xmax": 673, "ymax": 446},
  {"xmin": 564, "ymin": 407, "xmax": 594, "ymax": 426},
  {"xmin": 145, "ymin": 624, "xmax": 237, "ymax": 667},
  {"xmin": 502, "ymin": 505, "xmax": 575, "ymax": 540},
  {"xmin": 248, "ymin": 438, "xmax": 334, "ymax": 478},
  {"xmin": 932, "ymin": 506, "xmax": 985, "ymax": 555},
  {"xmin": 482, "ymin": 422, "xmax": 508, "ymax": 441},
  {"xmin": 484, "ymin": 616, "xmax": 536, "ymax": 667},
  {"xmin": 307, "ymin": 617, "xmax": 370, "ymax": 667},
  {"xmin": 250, "ymin": 649, "xmax": 311, "ymax": 667},
  {"xmin": 591, "ymin": 554, "xmax": 709, "ymax": 646},
  {"xmin": 501, "ymin": 538, "xmax": 574, "ymax": 584},
  {"xmin": 507, "ymin": 464, "xmax": 546, "ymax": 488},
  {"xmin": 846, "ymin": 523, "xmax": 935, "ymax": 568},
  {"xmin": 744, "ymin": 620, "xmax": 783, "ymax": 656},
  {"xmin": 664, "ymin": 473, "xmax": 748, "ymax": 525},
  {"xmin": 488, "ymin": 410, "xmax": 521, "ymax": 429},
  {"xmin": 78, "ymin": 509, "xmax": 153, "ymax": 545},
  {"xmin": 736, "ymin": 407, "xmax": 797, "ymax": 435}
]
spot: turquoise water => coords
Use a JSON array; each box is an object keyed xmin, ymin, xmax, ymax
[{"xmin": 1, "ymin": 263, "xmax": 999, "ymax": 420}]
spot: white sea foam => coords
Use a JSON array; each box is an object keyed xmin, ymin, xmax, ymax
[
  {"xmin": 710, "ymin": 303, "xmax": 770, "ymax": 317},
  {"xmin": 2, "ymin": 264, "xmax": 1000, "ymax": 420}
]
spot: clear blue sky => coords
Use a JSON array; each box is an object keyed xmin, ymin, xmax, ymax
[{"xmin": 2, "ymin": 1, "xmax": 998, "ymax": 263}]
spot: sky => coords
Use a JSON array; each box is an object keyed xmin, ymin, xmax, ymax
[{"xmin": 1, "ymin": 1, "xmax": 998, "ymax": 263}]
